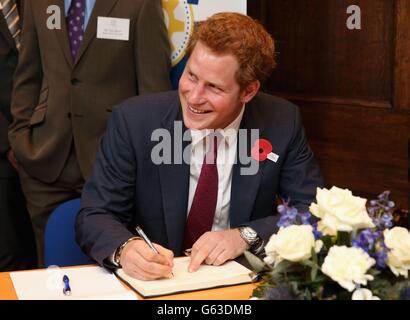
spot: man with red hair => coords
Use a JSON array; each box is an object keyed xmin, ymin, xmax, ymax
[{"xmin": 76, "ymin": 12, "xmax": 324, "ymax": 280}]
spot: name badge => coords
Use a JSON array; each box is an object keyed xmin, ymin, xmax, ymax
[{"xmin": 97, "ymin": 17, "xmax": 130, "ymax": 41}]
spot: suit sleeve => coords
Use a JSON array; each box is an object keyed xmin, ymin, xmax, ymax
[
  {"xmin": 246, "ymin": 107, "xmax": 324, "ymax": 243},
  {"xmin": 134, "ymin": 0, "xmax": 171, "ymax": 94},
  {"xmin": 277, "ymin": 106, "xmax": 324, "ymax": 211},
  {"xmin": 8, "ymin": 0, "xmax": 43, "ymax": 163},
  {"xmin": 75, "ymin": 107, "xmax": 137, "ymax": 268}
]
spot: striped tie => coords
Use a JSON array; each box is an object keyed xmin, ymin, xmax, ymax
[{"xmin": 1, "ymin": 0, "xmax": 21, "ymax": 49}]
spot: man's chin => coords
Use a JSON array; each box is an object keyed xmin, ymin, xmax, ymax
[
  {"xmin": 184, "ymin": 122, "xmax": 207, "ymax": 130},
  {"xmin": 182, "ymin": 114, "xmax": 210, "ymax": 130}
]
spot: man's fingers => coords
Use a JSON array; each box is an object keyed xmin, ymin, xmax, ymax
[
  {"xmin": 212, "ymin": 249, "xmax": 229, "ymax": 266},
  {"xmin": 123, "ymin": 264, "xmax": 151, "ymax": 281},
  {"xmin": 154, "ymin": 244, "xmax": 174, "ymax": 267},
  {"xmin": 124, "ymin": 262, "xmax": 169, "ymax": 281},
  {"xmin": 137, "ymin": 242, "xmax": 172, "ymax": 266},
  {"xmin": 188, "ymin": 249, "xmax": 207, "ymax": 272},
  {"xmin": 134, "ymin": 248, "xmax": 173, "ymax": 275},
  {"xmin": 204, "ymin": 246, "xmax": 225, "ymax": 265},
  {"xmin": 121, "ymin": 240, "xmax": 173, "ymax": 279},
  {"xmin": 188, "ymin": 235, "xmax": 215, "ymax": 272}
]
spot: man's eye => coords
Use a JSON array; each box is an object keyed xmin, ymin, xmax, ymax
[{"xmin": 209, "ymin": 84, "xmax": 222, "ymax": 92}]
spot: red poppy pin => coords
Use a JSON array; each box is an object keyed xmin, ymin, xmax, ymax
[{"xmin": 251, "ymin": 139, "xmax": 280, "ymax": 163}]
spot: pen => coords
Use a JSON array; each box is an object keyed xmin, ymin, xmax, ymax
[
  {"xmin": 135, "ymin": 226, "xmax": 159, "ymax": 254},
  {"xmin": 63, "ymin": 275, "xmax": 71, "ymax": 296},
  {"xmin": 135, "ymin": 226, "xmax": 174, "ymax": 277}
]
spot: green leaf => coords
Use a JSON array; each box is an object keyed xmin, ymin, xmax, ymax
[
  {"xmin": 310, "ymin": 265, "xmax": 318, "ymax": 281},
  {"xmin": 271, "ymin": 260, "xmax": 293, "ymax": 275},
  {"xmin": 300, "ymin": 260, "xmax": 314, "ymax": 268},
  {"xmin": 310, "ymin": 248, "xmax": 319, "ymax": 281},
  {"xmin": 244, "ymin": 250, "xmax": 268, "ymax": 273},
  {"xmin": 336, "ymin": 231, "xmax": 351, "ymax": 246},
  {"xmin": 321, "ymin": 235, "xmax": 334, "ymax": 251}
]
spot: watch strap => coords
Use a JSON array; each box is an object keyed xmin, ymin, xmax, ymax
[{"xmin": 114, "ymin": 236, "xmax": 141, "ymax": 267}]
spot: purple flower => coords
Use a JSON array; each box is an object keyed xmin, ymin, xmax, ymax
[
  {"xmin": 400, "ymin": 288, "xmax": 410, "ymax": 300},
  {"xmin": 299, "ymin": 212, "xmax": 312, "ymax": 225},
  {"xmin": 352, "ymin": 229, "xmax": 390, "ymax": 269},
  {"xmin": 312, "ymin": 222, "xmax": 323, "ymax": 240},
  {"xmin": 264, "ymin": 287, "xmax": 295, "ymax": 300},
  {"xmin": 352, "ymin": 229, "xmax": 379, "ymax": 252},
  {"xmin": 277, "ymin": 216, "xmax": 294, "ymax": 228},
  {"xmin": 367, "ymin": 191, "xmax": 395, "ymax": 231},
  {"xmin": 374, "ymin": 249, "xmax": 388, "ymax": 269},
  {"xmin": 276, "ymin": 201, "xmax": 313, "ymax": 228}
]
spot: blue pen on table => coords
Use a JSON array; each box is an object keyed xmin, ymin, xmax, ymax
[
  {"xmin": 63, "ymin": 275, "xmax": 71, "ymax": 296},
  {"xmin": 135, "ymin": 226, "xmax": 174, "ymax": 278}
]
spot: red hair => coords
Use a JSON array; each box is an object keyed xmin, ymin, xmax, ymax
[{"xmin": 186, "ymin": 12, "xmax": 276, "ymax": 88}]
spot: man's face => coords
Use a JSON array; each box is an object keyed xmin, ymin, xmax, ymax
[{"xmin": 179, "ymin": 41, "xmax": 259, "ymax": 130}]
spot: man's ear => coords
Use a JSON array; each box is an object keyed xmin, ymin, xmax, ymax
[{"xmin": 240, "ymin": 80, "xmax": 260, "ymax": 104}]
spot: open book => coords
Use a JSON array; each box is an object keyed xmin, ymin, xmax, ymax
[{"xmin": 115, "ymin": 257, "xmax": 253, "ymax": 298}]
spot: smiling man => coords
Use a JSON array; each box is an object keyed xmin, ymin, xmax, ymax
[{"xmin": 76, "ymin": 12, "xmax": 324, "ymax": 280}]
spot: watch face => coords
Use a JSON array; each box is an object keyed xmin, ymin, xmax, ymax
[
  {"xmin": 243, "ymin": 227, "xmax": 257, "ymax": 239},
  {"xmin": 241, "ymin": 227, "xmax": 258, "ymax": 243}
]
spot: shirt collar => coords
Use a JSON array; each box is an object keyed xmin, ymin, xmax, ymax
[{"xmin": 190, "ymin": 105, "xmax": 245, "ymax": 148}]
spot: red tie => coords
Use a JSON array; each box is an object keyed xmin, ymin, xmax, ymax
[{"xmin": 182, "ymin": 135, "xmax": 219, "ymax": 250}]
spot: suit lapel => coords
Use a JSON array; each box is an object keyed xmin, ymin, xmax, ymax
[
  {"xmin": 49, "ymin": 0, "xmax": 73, "ymax": 68},
  {"xmin": 157, "ymin": 96, "xmax": 190, "ymax": 254},
  {"xmin": 230, "ymin": 99, "xmax": 267, "ymax": 227},
  {"xmin": 74, "ymin": 0, "xmax": 119, "ymax": 67},
  {"xmin": 0, "ymin": 9, "xmax": 17, "ymax": 50}
]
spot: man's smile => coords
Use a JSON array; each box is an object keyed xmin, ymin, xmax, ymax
[{"xmin": 188, "ymin": 104, "xmax": 212, "ymax": 114}]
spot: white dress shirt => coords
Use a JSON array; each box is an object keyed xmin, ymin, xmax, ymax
[{"xmin": 187, "ymin": 106, "xmax": 245, "ymax": 231}]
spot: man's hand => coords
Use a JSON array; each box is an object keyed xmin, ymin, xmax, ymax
[
  {"xmin": 120, "ymin": 239, "xmax": 174, "ymax": 280},
  {"xmin": 7, "ymin": 149, "xmax": 19, "ymax": 171},
  {"xmin": 188, "ymin": 229, "xmax": 248, "ymax": 272}
]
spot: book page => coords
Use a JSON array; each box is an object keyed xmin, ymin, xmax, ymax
[
  {"xmin": 115, "ymin": 257, "xmax": 252, "ymax": 297},
  {"xmin": 10, "ymin": 266, "xmax": 138, "ymax": 300}
]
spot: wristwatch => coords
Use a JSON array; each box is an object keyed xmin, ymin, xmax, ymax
[
  {"xmin": 238, "ymin": 226, "xmax": 264, "ymax": 255},
  {"xmin": 114, "ymin": 236, "xmax": 141, "ymax": 267}
]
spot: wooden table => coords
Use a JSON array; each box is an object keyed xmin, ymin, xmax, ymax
[{"xmin": 0, "ymin": 268, "xmax": 256, "ymax": 300}]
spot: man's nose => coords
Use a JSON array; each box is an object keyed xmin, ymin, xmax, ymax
[{"xmin": 188, "ymin": 84, "xmax": 206, "ymax": 105}]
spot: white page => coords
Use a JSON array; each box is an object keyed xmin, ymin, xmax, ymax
[
  {"xmin": 116, "ymin": 257, "xmax": 252, "ymax": 297},
  {"xmin": 10, "ymin": 266, "xmax": 138, "ymax": 300}
]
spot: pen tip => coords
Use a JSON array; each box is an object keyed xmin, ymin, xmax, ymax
[{"xmin": 63, "ymin": 290, "xmax": 72, "ymax": 296}]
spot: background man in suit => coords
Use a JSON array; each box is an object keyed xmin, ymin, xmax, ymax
[
  {"xmin": 0, "ymin": 0, "xmax": 37, "ymax": 270},
  {"xmin": 9, "ymin": 0, "xmax": 171, "ymax": 266},
  {"xmin": 76, "ymin": 12, "xmax": 324, "ymax": 280}
]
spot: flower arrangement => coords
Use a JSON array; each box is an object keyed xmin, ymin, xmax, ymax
[{"xmin": 246, "ymin": 187, "xmax": 410, "ymax": 300}]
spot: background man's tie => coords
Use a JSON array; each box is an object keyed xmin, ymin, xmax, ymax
[
  {"xmin": 1, "ymin": 0, "xmax": 21, "ymax": 49},
  {"xmin": 183, "ymin": 135, "xmax": 220, "ymax": 250},
  {"xmin": 66, "ymin": 0, "xmax": 85, "ymax": 60}
]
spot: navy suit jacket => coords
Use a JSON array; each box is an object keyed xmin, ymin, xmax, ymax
[{"xmin": 76, "ymin": 90, "xmax": 324, "ymax": 267}]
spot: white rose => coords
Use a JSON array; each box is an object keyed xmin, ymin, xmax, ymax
[
  {"xmin": 352, "ymin": 289, "xmax": 380, "ymax": 300},
  {"xmin": 265, "ymin": 225, "xmax": 322, "ymax": 265},
  {"xmin": 321, "ymin": 246, "xmax": 375, "ymax": 292},
  {"xmin": 317, "ymin": 221, "xmax": 337, "ymax": 237},
  {"xmin": 383, "ymin": 227, "xmax": 410, "ymax": 278},
  {"xmin": 309, "ymin": 186, "xmax": 374, "ymax": 232}
]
